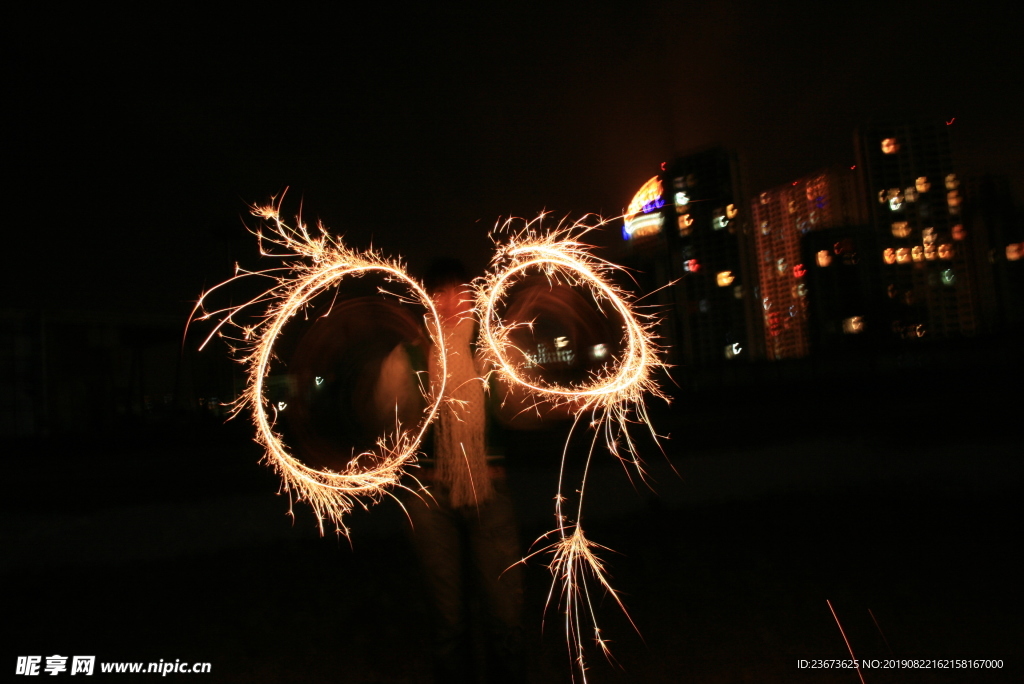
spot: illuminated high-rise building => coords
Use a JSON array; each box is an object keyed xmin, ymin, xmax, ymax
[
  {"xmin": 855, "ymin": 120, "xmax": 986, "ymax": 341},
  {"xmin": 621, "ymin": 147, "xmax": 761, "ymax": 367},
  {"xmin": 750, "ymin": 167, "xmax": 868, "ymax": 359}
]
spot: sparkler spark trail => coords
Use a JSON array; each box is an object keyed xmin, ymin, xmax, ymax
[
  {"xmin": 191, "ymin": 195, "xmax": 448, "ymax": 535},
  {"xmin": 195, "ymin": 205, "xmax": 668, "ymax": 680},
  {"xmin": 478, "ymin": 215, "xmax": 669, "ymax": 680}
]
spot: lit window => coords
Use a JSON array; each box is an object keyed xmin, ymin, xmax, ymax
[
  {"xmin": 924, "ymin": 244, "xmax": 937, "ymax": 260},
  {"xmin": 675, "ymin": 191, "xmax": 690, "ymax": 207},
  {"xmin": 684, "ymin": 258, "xmax": 701, "ymax": 272},
  {"xmin": 1006, "ymin": 243, "xmax": 1022, "ymax": 261},
  {"xmin": 817, "ymin": 250, "xmax": 832, "ymax": 267},
  {"xmin": 923, "ymin": 227, "xmax": 936, "ymax": 245},
  {"xmin": 793, "ymin": 283, "xmax": 808, "ymax": 298},
  {"xmin": 842, "ymin": 316, "xmax": 865, "ymax": 334},
  {"xmin": 760, "ymin": 192, "xmax": 770, "ymax": 205},
  {"xmin": 912, "ymin": 245, "xmax": 924, "ymax": 262},
  {"xmin": 945, "ymin": 173, "xmax": 959, "ymax": 190},
  {"xmin": 788, "ymin": 200, "xmax": 798, "ymax": 214},
  {"xmin": 716, "ymin": 271, "xmax": 735, "ymax": 287},
  {"xmin": 881, "ymin": 138, "xmax": 899, "ymax": 154},
  {"xmin": 761, "ymin": 221, "xmax": 770, "ymax": 235},
  {"xmin": 793, "ymin": 264, "xmax": 807, "ymax": 278},
  {"xmin": 724, "ymin": 342, "xmax": 742, "ymax": 359},
  {"xmin": 938, "ymin": 243, "xmax": 954, "ymax": 260},
  {"xmin": 878, "ymin": 190, "xmax": 888, "ymax": 204},
  {"xmin": 678, "ymin": 214, "xmax": 693, "ymax": 235},
  {"xmin": 776, "ymin": 258, "xmax": 788, "ymax": 274},
  {"xmin": 589, "ymin": 344, "xmax": 608, "ymax": 360},
  {"xmin": 883, "ymin": 248, "xmax": 897, "ymax": 265},
  {"xmin": 891, "ymin": 222, "xmax": 911, "ymax": 238},
  {"xmin": 726, "ymin": 204, "xmax": 738, "ymax": 219},
  {"xmin": 952, "ymin": 224, "xmax": 966, "ymax": 240},
  {"xmin": 733, "ymin": 285, "xmax": 744, "ymax": 299},
  {"xmin": 941, "ymin": 269, "xmax": 956, "ymax": 286},
  {"xmin": 712, "ymin": 210, "xmax": 729, "ymax": 230},
  {"xmin": 896, "ymin": 247, "xmax": 912, "ymax": 264},
  {"xmin": 905, "ymin": 186, "xmax": 918, "ymax": 202},
  {"xmin": 916, "ymin": 177, "xmax": 931, "ymax": 193}
]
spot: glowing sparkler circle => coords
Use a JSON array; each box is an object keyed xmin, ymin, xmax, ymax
[
  {"xmin": 477, "ymin": 219, "xmax": 662, "ymax": 410},
  {"xmin": 194, "ymin": 198, "xmax": 448, "ymax": 534},
  {"xmin": 197, "ymin": 207, "xmax": 667, "ymax": 681}
]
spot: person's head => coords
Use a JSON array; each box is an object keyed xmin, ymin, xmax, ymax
[{"xmin": 424, "ymin": 257, "xmax": 472, "ymax": 323}]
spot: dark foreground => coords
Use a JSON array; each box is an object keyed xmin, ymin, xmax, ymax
[{"xmin": 4, "ymin": 380, "xmax": 1022, "ymax": 683}]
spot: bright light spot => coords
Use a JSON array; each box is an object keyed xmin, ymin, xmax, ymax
[
  {"xmin": 942, "ymin": 269, "xmax": 956, "ymax": 286},
  {"xmin": 677, "ymin": 214, "xmax": 694, "ymax": 235},
  {"xmin": 952, "ymin": 224, "xmax": 966, "ymax": 240},
  {"xmin": 842, "ymin": 316, "xmax": 864, "ymax": 334},
  {"xmin": 675, "ymin": 191, "xmax": 689, "ymax": 206},
  {"xmin": 623, "ymin": 211, "xmax": 664, "ymax": 240},
  {"xmin": 315, "ymin": 376, "xmax": 323, "ymax": 386},
  {"xmin": 590, "ymin": 343, "xmax": 608, "ymax": 360},
  {"xmin": 724, "ymin": 342, "xmax": 742, "ymax": 359},
  {"xmin": 896, "ymin": 247, "xmax": 912, "ymax": 264},
  {"xmin": 817, "ymin": 250, "xmax": 832, "ymax": 267},
  {"xmin": 726, "ymin": 203, "xmax": 738, "ymax": 219},
  {"xmin": 883, "ymin": 248, "xmax": 897, "ymax": 265},
  {"xmin": 945, "ymin": 174, "xmax": 959, "ymax": 190},
  {"xmin": 716, "ymin": 270, "xmax": 735, "ymax": 286},
  {"xmin": 554, "ymin": 336, "xmax": 570, "ymax": 349},
  {"xmin": 1007, "ymin": 243, "xmax": 1023, "ymax": 261},
  {"xmin": 916, "ymin": 177, "xmax": 931, "ymax": 193},
  {"xmin": 938, "ymin": 243, "xmax": 954, "ymax": 260},
  {"xmin": 277, "ymin": 401, "xmax": 287, "ymax": 410},
  {"xmin": 881, "ymin": 138, "xmax": 899, "ymax": 154}
]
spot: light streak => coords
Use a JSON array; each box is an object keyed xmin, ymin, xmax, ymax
[
  {"xmin": 827, "ymin": 600, "xmax": 867, "ymax": 684},
  {"xmin": 195, "ymin": 205, "xmax": 668, "ymax": 680},
  {"xmin": 190, "ymin": 193, "xmax": 448, "ymax": 536},
  {"xmin": 478, "ymin": 215, "xmax": 668, "ymax": 681}
]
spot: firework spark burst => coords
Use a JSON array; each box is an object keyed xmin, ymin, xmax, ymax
[
  {"xmin": 477, "ymin": 215, "xmax": 669, "ymax": 680},
  {"xmin": 190, "ymin": 193, "xmax": 448, "ymax": 535},
  {"xmin": 194, "ymin": 204, "xmax": 668, "ymax": 679}
]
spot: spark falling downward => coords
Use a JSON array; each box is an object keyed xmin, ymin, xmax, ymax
[
  {"xmin": 194, "ymin": 204, "xmax": 668, "ymax": 680},
  {"xmin": 477, "ymin": 216, "xmax": 668, "ymax": 680}
]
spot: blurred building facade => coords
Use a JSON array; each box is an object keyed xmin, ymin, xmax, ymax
[
  {"xmin": 750, "ymin": 166, "xmax": 868, "ymax": 359},
  {"xmin": 855, "ymin": 120, "xmax": 994, "ymax": 343},
  {"xmin": 618, "ymin": 121, "xmax": 1021, "ymax": 371},
  {"xmin": 620, "ymin": 147, "xmax": 762, "ymax": 368}
]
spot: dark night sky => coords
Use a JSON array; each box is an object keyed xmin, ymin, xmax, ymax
[{"xmin": 6, "ymin": 3, "xmax": 1021, "ymax": 321}]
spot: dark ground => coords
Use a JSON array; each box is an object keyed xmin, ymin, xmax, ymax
[{"xmin": 4, "ymin": 366, "xmax": 1022, "ymax": 683}]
